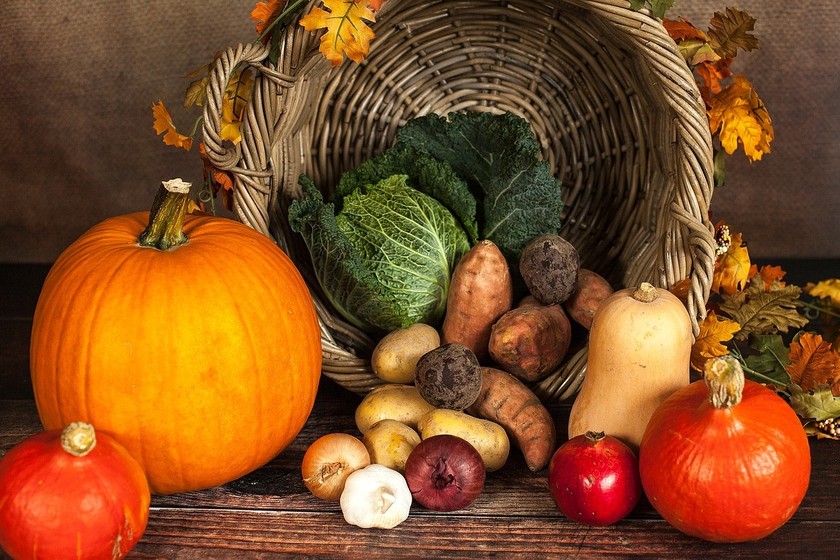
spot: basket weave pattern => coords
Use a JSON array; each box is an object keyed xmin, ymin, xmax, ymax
[{"xmin": 202, "ymin": 0, "xmax": 716, "ymax": 400}]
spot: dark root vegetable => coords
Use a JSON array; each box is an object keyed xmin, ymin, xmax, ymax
[
  {"xmin": 404, "ymin": 434, "xmax": 485, "ymax": 511},
  {"xmin": 414, "ymin": 343, "xmax": 482, "ymax": 410},
  {"xmin": 519, "ymin": 234, "xmax": 580, "ymax": 304}
]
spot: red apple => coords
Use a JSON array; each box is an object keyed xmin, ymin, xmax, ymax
[{"xmin": 547, "ymin": 431, "xmax": 642, "ymax": 526}]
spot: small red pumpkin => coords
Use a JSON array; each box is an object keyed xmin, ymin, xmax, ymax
[
  {"xmin": 30, "ymin": 180, "xmax": 322, "ymax": 494},
  {"xmin": 639, "ymin": 355, "xmax": 811, "ymax": 543},
  {"xmin": 0, "ymin": 422, "xmax": 151, "ymax": 560}
]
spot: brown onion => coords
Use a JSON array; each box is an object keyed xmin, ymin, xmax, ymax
[
  {"xmin": 301, "ymin": 433, "xmax": 371, "ymax": 501},
  {"xmin": 404, "ymin": 434, "xmax": 485, "ymax": 511}
]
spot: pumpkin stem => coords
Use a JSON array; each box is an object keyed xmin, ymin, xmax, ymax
[
  {"xmin": 703, "ymin": 355, "xmax": 745, "ymax": 409},
  {"xmin": 633, "ymin": 282, "xmax": 658, "ymax": 303},
  {"xmin": 138, "ymin": 179, "xmax": 192, "ymax": 250},
  {"xmin": 60, "ymin": 422, "xmax": 97, "ymax": 457}
]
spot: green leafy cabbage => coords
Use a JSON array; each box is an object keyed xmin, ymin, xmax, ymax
[{"xmin": 289, "ymin": 174, "xmax": 470, "ymax": 333}]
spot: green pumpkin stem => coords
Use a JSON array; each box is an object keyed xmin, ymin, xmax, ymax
[
  {"xmin": 61, "ymin": 422, "xmax": 97, "ymax": 457},
  {"xmin": 703, "ymin": 354, "xmax": 745, "ymax": 409},
  {"xmin": 138, "ymin": 179, "xmax": 192, "ymax": 250}
]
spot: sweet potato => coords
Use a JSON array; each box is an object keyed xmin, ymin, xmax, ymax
[
  {"xmin": 467, "ymin": 367, "xmax": 556, "ymax": 471},
  {"xmin": 563, "ymin": 268, "xmax": 614, "ymax": 329},
  {"xmin": 441, "ymin": 240, "xmax": 513, "ymax": 358},
  {"xmin": 488, "ymin": 304, "xmax": 572, "ymax": 382}
]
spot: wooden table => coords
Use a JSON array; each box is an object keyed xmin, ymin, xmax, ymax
[{"xmin": 2, "ymin": 261, "xmax": 839, "ymax": 559}]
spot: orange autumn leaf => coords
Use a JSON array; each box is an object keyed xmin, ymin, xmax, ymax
[
  {"xmin": 749, "ymin": 264, "xmax": 786, "ymax": 291},
  {"xmin": 369, "ymin": 0, "xmax": 384, "ymax": 11},
  {"xmin": 252, "ymin": 0, "xmax": 286, "ymax": 34},
  {"xmin": 708, "ymin": 74, "xmax": 774, "ymax": 161},
  {"xmin": 152, "ymin": 101, "xmax": 193, "ymax": 151},
  {"xmin": 300, "ymin": 0, "xmax": 376, "ymax": 67},
  {"xmin": 691, "ymin": 311, "xmax": 741, "ymax": 372},
  {"xmin": 199, "ymin": 143, "xmax": 235, "ymax": 212},
  {"xmin": 787, "ymin": 333, "xmax": 840, "ymax": 396},
  {"xmin": 663, "ymin": 17, "xmax": 709, "ymax": 43},
  {"xmin": 695, "ymin": 58, "xmax": 732, "ymax": 103},
  {"xmin": 712, "ymin": 230, "xmax": 751, "ymax": 295},
  {"xmin": 805, "ymin": 278, "xmax": 840, "ymax": 307}
]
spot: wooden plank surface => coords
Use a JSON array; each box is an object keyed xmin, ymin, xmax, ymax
[{"xmin": 2, "ymin": 262, "xmax": 840, "ymax": 558}]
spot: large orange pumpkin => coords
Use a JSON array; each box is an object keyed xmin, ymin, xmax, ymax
[{"xmin": 30, "ymin": 180, "xmax": 322, "ymax": 494}]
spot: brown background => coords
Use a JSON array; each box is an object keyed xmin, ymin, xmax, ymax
[{"xmin": 1, "ymin": 0, "xmax": 837, "ymax": 263}]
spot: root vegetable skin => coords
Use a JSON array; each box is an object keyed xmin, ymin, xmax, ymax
[
  {"xmin": 488, "ymin": 304, "xmax": 572, "ymax": 382},
  {"xmin": 468, "ymin": 367, "xmax": 557, "ymax": 471},
  {"xmin": 441, "ymin": 240, "xmax": 513, "ymax": 358},
  {"xmin": 563, "ymin": 269, "xmax": 614, "ymax": 330}
]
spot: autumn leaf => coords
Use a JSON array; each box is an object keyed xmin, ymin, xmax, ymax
[
  {"xmin": 299, "ymin": 0, "xmax": 376, "ymax": 67},
  {"xmin": 787, "ymin": 332, "xmax": 840, "ymax": 396},
  {"xmin": 806, "ymin": 278, "xmax": 840, "ymax": 307},
  {"xmin": 152, "ymin": 101, "xmax": 193, "ymax": 151},
  {"xmin": 748, "ymin": 264, "xmax": 787, "ymax": 292},
  {"xmin": 369, "ymin": 0, "xmax": 384, "ymax": 11},
  {"xmin": 695, "ymin": 58, "xmax": 732, "ymax": 103},
  {"xmin": 199, "ymin": 143, "xmax": 235, "ymax": 212},
  {"xmin": 743, "ymin": 334, "xmax": 792, "ymax": 387},
  {"xmin": 789, "ymin": 384, "xmax": 840, "ymax": 421},
  {"xmin": 629, "ymin": 0, "xmax": 675, "ymax": 19},
  {"xmin": 712, "ymin": 230, "xmax": 750, "ymax": 295},
  {"xmin": 708, "ymin": 74, "xmax": 774, "ymax": 161},
  {"xmin": 219, "ymin": 70, "xmax": 254, "ymax": 145},
  {"xmin": 720, "ymin": 278, "xmax": 808, "ymax": 340},
  {"xmin": 252, "ymin": 0, "xmax": 286, "ymax": 34},
  {"xmin": 663, "ymin": 17, "xmax": 709, "ymax": 43},
  {"xmin": 708, "ymin": 7, "xmax": 759, "ymax": 59},
  {"xmin": 691, "ymin": 311, "xmax": 741, "ymax": 372}
]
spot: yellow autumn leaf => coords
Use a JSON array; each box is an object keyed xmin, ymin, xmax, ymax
[
  {"xmin": 712, "ymin": 230, "xmax": 751, "ymax": 295},
  {"xmin": 806, "ymin": 278, "xmax": 840, "ymax": 307},
  {"xmin": 708, "ymin": 74, "xmax": 774, "ymax": 161},
  {"xmin": 219, "ymin": 70, "xmax": 254, "ymax": 145},
  {"xmin": 300, "ymin": 0, "xmax": 376, "ymax": 67},
  {"xmin": 691, "ymin": 311, "xmax": 741, "ymax": 372},
  {"xmin": 151, "ymin": 101, "xmax": 193, "ymax": 151}
]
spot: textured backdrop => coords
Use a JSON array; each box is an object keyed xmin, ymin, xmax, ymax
[{"xmin": 1, "ymin": 0, "xmax": 837, "ymax": 262}]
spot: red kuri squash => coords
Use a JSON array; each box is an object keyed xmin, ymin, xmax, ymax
[
  {"xmin": 30, "ymin": 180, "xmax": 322, "ymax": 494},
  {"xmin": 639, "ymin": 355, "xmax": 811, "ymax": 543},
  {"xmin": 0, "ymin": 422, "xmax": 150, "ymax": 559}
]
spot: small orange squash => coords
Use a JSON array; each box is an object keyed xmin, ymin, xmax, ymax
[
  {"xmin": 0, "ymin": 422, "xmax": 150, "ymax": 560},
  {"xmin": 30, "ymin": 180, "xmax": 322, "ymax": 494}
]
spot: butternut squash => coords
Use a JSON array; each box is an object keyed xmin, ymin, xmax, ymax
[{"xmin": 567, "ymin": 282, "xmax": 692, "ymax": 451}]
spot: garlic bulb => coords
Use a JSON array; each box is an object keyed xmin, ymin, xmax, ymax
[{"xmin": 339, "ymin": 464, "xmax": 412, "ymax": 529}]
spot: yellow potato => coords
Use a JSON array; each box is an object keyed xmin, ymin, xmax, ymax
[
  {"xmin": 417, "ymin": 408, "xmax": 510, "ymax": 472},
  {"xmin": 362, "ymin": 419, "xmax": 422, "ymax": 474},
  {"xmin": 371, "ymin": 323, "xmax": 441, "ymax": 384},
  {"xmin": 355, "ymin": 384, "xmax": 436, "ymax": 434}
]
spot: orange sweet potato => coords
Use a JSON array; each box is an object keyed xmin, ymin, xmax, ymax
[
  {"xmin": 563, "ymin": 268, "xmax": 614, "ymax": 330},
  {"xmin": 468, "ymin": 367, "xmax": 556, "ymax": 471},
  {"xmin": 488, "ymin": 304, "xmax": 572, "ymax": 382},
  {"xmin": 441, "ymin": 240, "xmax": 513, "ymax": 358}
]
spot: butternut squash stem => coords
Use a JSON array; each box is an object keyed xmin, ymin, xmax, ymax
[
  {"xmin": 60, "ymin": 422, "xmax": 97, "ymax": 457},
  {"xmin": 703, "ymin": 355, "xmax": 745, "ymax": 409},
  {"xmin": 138, "ymin": 179, "xmax": 192, "ymax": 250},
  {"xmin": 633, "ymin": 282, "xmax": 658, "ymax": 303}
]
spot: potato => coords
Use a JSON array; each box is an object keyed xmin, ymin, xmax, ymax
[
  {"xmin": 417, "ymin": 408, "xmax": 510, "ymax": 472},
  {"xmin": 355, "ymin": 384, "xmax": 436, "ymax": 434},
  {"xmin": 519, "ymin": 234, "xmax": 580, "ymax": 304},
  {"xmin": 441, "ymin": 240, "xmax": 513, "ymax": 358},
  {"xmin": 488, "ymin": 304, "xmax": 572, "ymax": 382},
  {"xmin": 563, "ymin": 268, "xmax": 614, "ymax": 329},
  {"xmin": 362, "ymin": 419, "xmax": 422, "ymax": 474},
  {"xmin": 414, "ymin": 343, "xmax": 482, "ymax": 410},
  {"xmin": 371, "ymin": 323, "xmax": 441, "ymax": 384}
]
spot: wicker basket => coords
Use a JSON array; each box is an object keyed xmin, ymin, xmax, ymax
[{"xmin": 201, "ymin": 0, "xmax": 717, "ymax": 401}]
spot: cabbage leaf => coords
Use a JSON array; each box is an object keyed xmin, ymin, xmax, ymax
[
  {"xmin": 289, "ymin": 174, "xmax": 469, "ymax": 333},
  {"xmin": 395, "ymin": 111, "xmax": 564, "ymax": 268}
]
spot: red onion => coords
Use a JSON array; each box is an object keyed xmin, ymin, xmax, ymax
[{"xmin": 404, "ymin": 434, "xmax": 485, "ymax": 511}]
